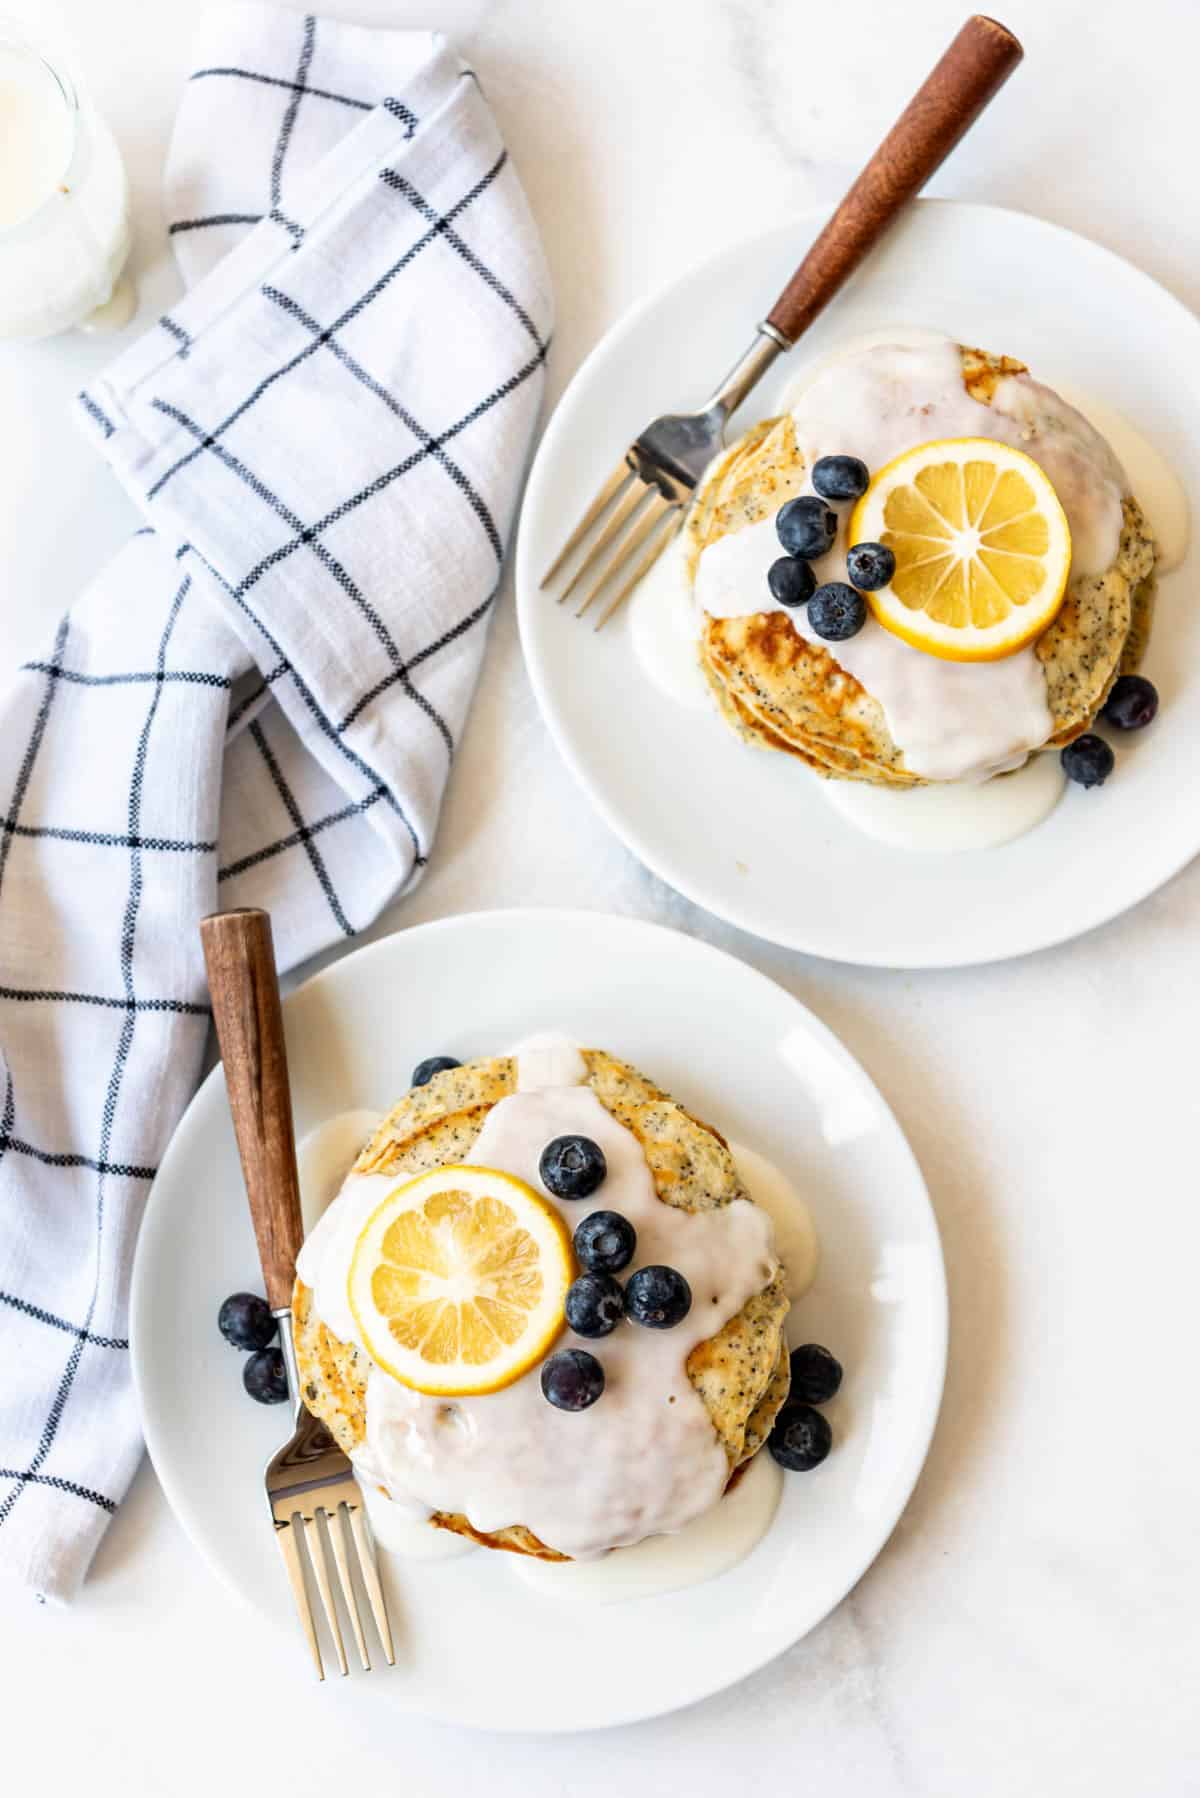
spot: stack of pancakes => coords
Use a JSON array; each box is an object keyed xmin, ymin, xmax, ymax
[
  {"xmin": 690, "ymin": 346, "xmax": 1157, "ymax": 786},
  {"xmin": 293, "ymin": 1050, "xmax": 791, "ymax": 1560}
]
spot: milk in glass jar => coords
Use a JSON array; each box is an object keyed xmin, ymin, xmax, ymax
[{"xmin": 0, "ymin": 27, "xmax": 134, "ymax": 338}]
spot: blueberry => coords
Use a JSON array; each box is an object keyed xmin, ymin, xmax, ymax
[
  {"xmin": 625, "ymin": 1265, "xmax": 691, "ymax": 1329},
  {"xmin": 811, "ymin": 455, "xmax": 870, "ymax": 502},
  {"xmin": 243, "ymin": 1346, "xmax": 289, "ymax": 1405},
  {"xmin": 565, "ymin": 1271, "xmax": 625, "ymax": 1338},
  {"xmin": 845, "ymin": 541, "xmax": 896, "ymax": 591},
  {"xmin": 574, "ymin": 1210, "xmax": 637, "ymax": 1274},
  {"xmin": 218, "ymin": 1291, "xmax": 277, "ymax": 1352},
  {"xmin": 768, "ymin": 1402, "xmax": 832, "ymax": 1471},
  {"xmin": 1061, "ymin": 733, "xmax": 1115, "ymax": 789},
  {"xmin": 767, "ymin": 556, "xmax": 816, "ymax": 609},
  {"xmin": 808, "ymin": 582, "xmax": 867, "ymax": 642},
  {"xmin": 776, "ymin": 495, "xmax": 837, "ymax": 560},
  {"xmin": 788, "ymin": 1343, "xmax": 843, "ymax": 1405},
  {"xmin": 411, "ymin": 1055, "xmax": 461, "ymax": 1088},
  {"xmin": 540, "ymin": 1135, "xmax": 607, "ymax": 1200},
  {"xmin": 541, "ymin": 1348, "xmax": 605, "ymax": 1411},
  {"xmin": 1101, "ymin": 673, "xmax": 1159, "ymax": 731}
]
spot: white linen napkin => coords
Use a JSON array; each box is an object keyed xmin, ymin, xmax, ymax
[{"xmin": 0, "ymin": 5, "xmax": 551, "ymax": 1602}]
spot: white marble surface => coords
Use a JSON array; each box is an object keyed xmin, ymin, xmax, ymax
[{"xmin": 2, "ymin": 0, "xmax": 1199, "ymax": 1790}]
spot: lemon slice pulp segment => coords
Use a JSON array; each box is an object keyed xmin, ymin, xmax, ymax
[
  {"xmin": 848, "ymin": 437, "xmax": 1072, "ymax": 662},
  {"xmin": 348, "ymin": 1165, "xmax": 572, "ymax": 1396}
]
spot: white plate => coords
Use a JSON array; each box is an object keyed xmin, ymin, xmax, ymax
[
  {"xmin": 131, "ymin": 910, "xmax": 945, "ymax": 1732},
  {"xmin": 516, "ymin": 202, "xmax": 1200, "ymax": 966}
]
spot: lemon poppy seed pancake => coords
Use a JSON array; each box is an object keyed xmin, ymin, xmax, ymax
[
  {"xmin": 689, "ymin": 340, "xmax": 1157, "ymax": 785},
  {"xmin": 293, "ymin": 1047, "xmax": 790, "ymax": 1561}
]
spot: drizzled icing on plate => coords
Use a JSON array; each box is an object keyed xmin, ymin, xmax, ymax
[
  {"xmin": 511, "ymin": 1444, "xmax": 784, "ymax": 1604},
  {"xmin": 297, "ymin": 1037, "xmax": 781, "ymax": 1559},
  {"xmin": 692, "ymin": 338, "xmax": 1133, "ymax": 783}
]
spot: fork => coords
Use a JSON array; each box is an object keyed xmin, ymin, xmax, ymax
[
  {"xmin": 201, "ymin": 906, "xmax": 395, "ymax": 1681},
  {"xmin": 541, "ymin": 13, "xmax": 1023, "ymax": 629}
]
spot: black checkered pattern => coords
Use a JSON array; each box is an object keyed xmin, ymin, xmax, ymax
[{"xmin": 0, "ymin": 16, "xmax": 551, "ymax": 1600}]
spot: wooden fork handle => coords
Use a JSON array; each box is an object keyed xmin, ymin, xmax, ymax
[
  {"xmin": 766, "ymin": 14, "xmax": 1022, "ymax": 345},
  {"xmin": 200, "ymin": 908, "xmax": 303, "ymax": 1311}
]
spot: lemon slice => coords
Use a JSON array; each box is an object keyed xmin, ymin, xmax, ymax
[
  {"xmin": 348, "ymin": 1166, "xmax": 572, "ymax": 1397},
  {"xmin": 849, "ymin": 438, "xmax": 1072, "ymax": 662}
]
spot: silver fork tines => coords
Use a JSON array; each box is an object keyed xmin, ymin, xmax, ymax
[
  {"xmin": 540, "ymin": 327, "xmax": 787, "ymax": 630},
  {"xmin": 541, "ymin": 457, "xmax": 685, "ymax": 631},
  {"xmin": 266, "ymin": 1320, "xmax": 395, "ymax": 1680}
]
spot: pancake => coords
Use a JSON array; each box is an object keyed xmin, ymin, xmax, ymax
[
  {"xmin": 293, "ymin": 1051, "xmax": 791, "ymax": 1560},
  {"xmin": 689, "ymin": 345, "xmax": 1158, "ymax": 786}
]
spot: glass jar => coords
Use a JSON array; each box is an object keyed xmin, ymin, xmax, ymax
[{"xmin": 0, "ymin": 26, "xmax": 134, "ymax": 339}]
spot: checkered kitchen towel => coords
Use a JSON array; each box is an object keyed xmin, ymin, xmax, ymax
[{"xmin": 0, "ymin": 6, "xmax": 551, "ymax": 1601}]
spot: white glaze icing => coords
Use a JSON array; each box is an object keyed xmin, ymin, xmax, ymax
[
  {"xmin": 299, "ymin": 1043, "xmax": 781, "ymax": 1559},
  {"xmin": 296, "ymin": 1107, "xmax": 382, "ymax": 1239},
  {"xmin": 778, "ymin": 337, "xmax": 1126, "ymax": 578},
  {"xmin": 728, "ymin": 1141, "xmax": 819, "ymax": 1314},
  {"xmin": 692, "ymin": 339, "xmax": 1133, "ymax": 782},
  {"xmin": 697, "ymin": 504, "xmax": 1052, "ymax": 782},
  {"xmin": 510, "ymin": 1444, "xmax": 783, "ymax": 1603},
  {"xmin": 511, "ymin": 1030, "xmax": 588, "ymax": 1091},
  {"xmin": 823, "ymin": 750, "xmax": 1066, "ymax": 852},
  {"xmin": 1051, "ymin": 382, "xmax": 1189, "ymax": 575},
  {"xmin": 296, "ymin": 1105, "xmax": 818, "ymax": 1583},
  {"xmin": 629, "ymin": 531, "xmax": 709, "ymax": 709},
  {"xmin": 360, "ymin": 1480, "xmax": 476, "ymax": 1561}
]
